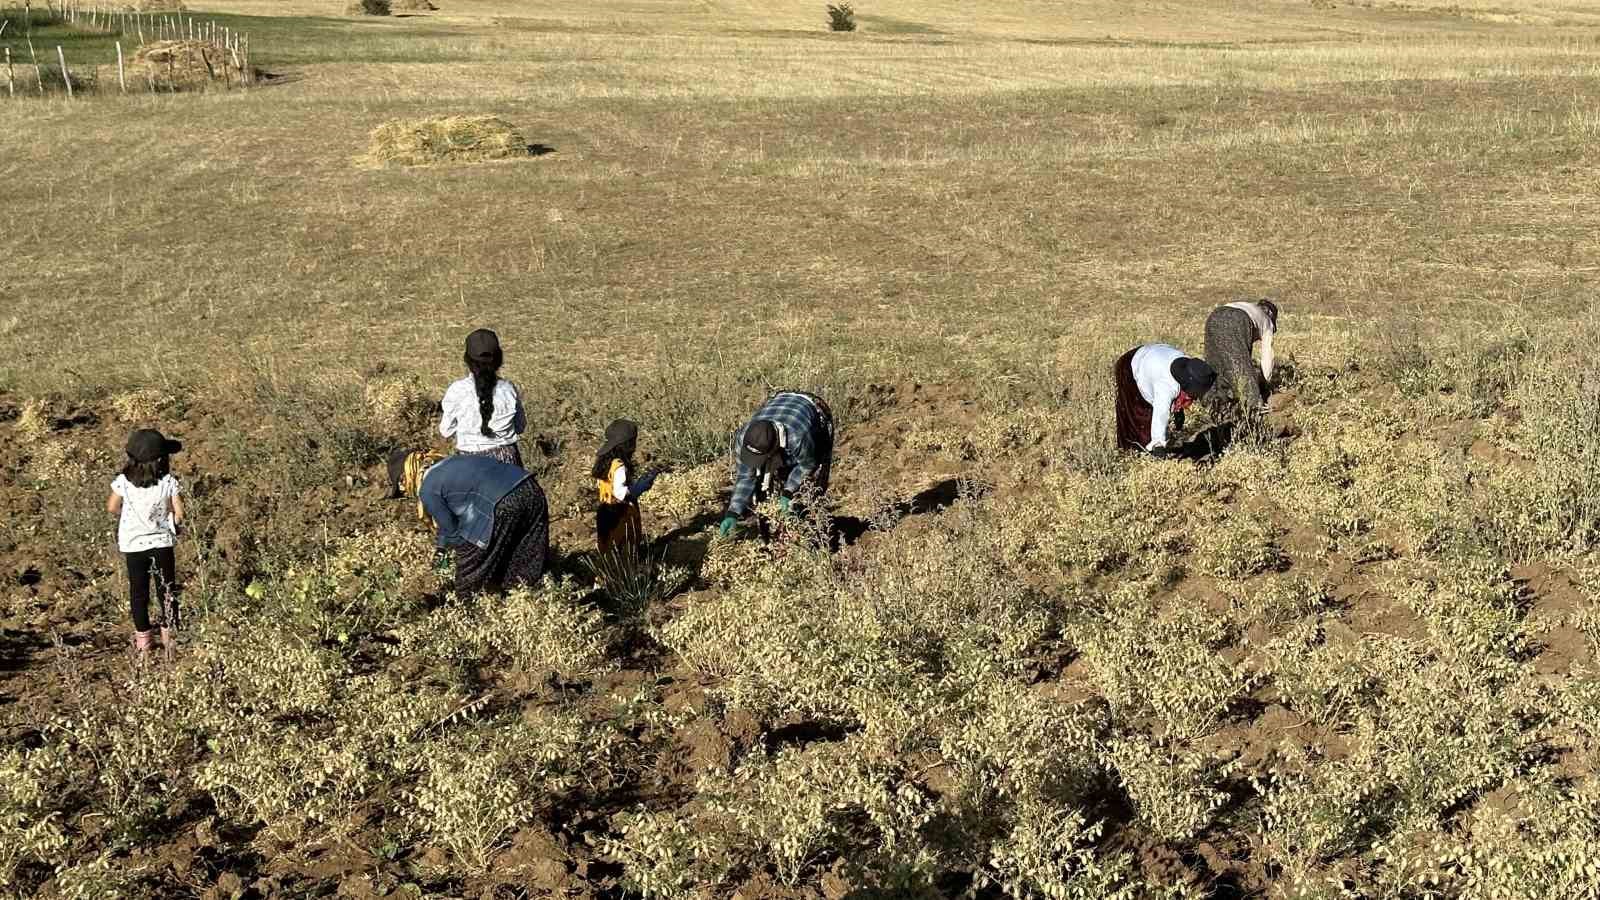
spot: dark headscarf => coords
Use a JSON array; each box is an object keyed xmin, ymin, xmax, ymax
[
  {"xmin": 1171, "ymin": 358, "xmax": 1217, "ymax": 398},
  {"xmin": 1259, "ymin": 299, "xmax": 1280, "ymax": 329},
  {"xmin": 592, "ymin": 419, "xmax": 639, "ymax": 479}
]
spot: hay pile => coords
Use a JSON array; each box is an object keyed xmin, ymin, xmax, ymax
[
  {"xmin": 391, "ymin": 0, "xmax": 437, "ymax": 9},
  {"xmin": 132, "ymin": 40, "xmax": 232, "ymax": 88},
  {"xmin": 125, "ymin": 0, "xmax": 186, "ymax": 9},
  {"xmin": 363, "ymin": 116, "xmax": 530, "ymax": 167}
]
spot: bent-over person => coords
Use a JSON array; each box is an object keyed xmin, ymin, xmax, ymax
[
  {"xmin": 1113, "ymin": 344, "xmax": 1216, "ymax": 454},
  {"xmin": 1204, "ymin": 299, "xmax": 1278, "ymax": 412},
  {"xmin": 718, "ymin": 391, "xmax": 834, "ymax": 538},
  {"xmin": 388, "ymin": 449, "xmax": 547, "ymax": 597}
]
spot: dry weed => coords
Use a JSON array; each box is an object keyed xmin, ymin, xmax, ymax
[
  {"xmin": 108, "ymin": 389, "xmax": 177, "ymax": 423},
  {"xmin": 363, "ymin": 116, "xmax": 530, "ymax": 167}
]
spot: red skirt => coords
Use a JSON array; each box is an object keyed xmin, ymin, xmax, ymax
[{"xmin": 1113, "ymin": 347, "xmax": 1152, "ymax": 451}]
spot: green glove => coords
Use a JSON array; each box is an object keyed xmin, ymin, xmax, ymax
[
  {"xmin": 718, "ymin": 516, "xmax": 737, "ymax": 538},
  {"xmin": 778, "ymin": 496, "xmax": 792, "ymax": 515}
]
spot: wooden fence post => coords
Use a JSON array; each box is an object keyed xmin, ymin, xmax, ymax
[
  {"xmin": 5, "ymin": 48, "xmax": 13, "ymax": 98},
  {"xmin": 116, "ymin": 40, "xmax": 125, "ymax": 92},
  {"xmin": 56, "ymin": 44, "xmax": 71, "ymax": 97},
  {"xmin": 27, "ymin": 38, "xmax": 42, "ymax": 95}
]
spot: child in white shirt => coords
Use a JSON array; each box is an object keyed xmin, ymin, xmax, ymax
[{"xmin": 106, "ymin": 428, "xmax": 185, "ymax": 662}]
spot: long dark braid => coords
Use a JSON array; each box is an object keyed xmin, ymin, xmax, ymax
[{"xmin": 465, "ymin": 351, "xmax": 502, "ymax": 438}]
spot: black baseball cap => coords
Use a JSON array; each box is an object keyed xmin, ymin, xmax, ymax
[
  {"xmin": 739, "ymin": 420, "xmax": 779, "ymax": 469},
  {"xmin": 126, "ymin": 429, "xmax": 182, "ymax": 463},
  {"xmin": 465, "ymin": 329, "xmax": 501, "ymax": 364}
]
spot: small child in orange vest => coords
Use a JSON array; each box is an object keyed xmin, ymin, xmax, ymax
[{"xmin": 592, "ymin": 420, "xmax": 656, "ymax": 556}]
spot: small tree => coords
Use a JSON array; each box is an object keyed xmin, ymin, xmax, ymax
[
  {"xmin": 826, "ymin": 3, "xmax": 855, "ymax": 32},
  {"xmin": 355, "ymin": 0, "xmax": 391, "ymax": 15}
]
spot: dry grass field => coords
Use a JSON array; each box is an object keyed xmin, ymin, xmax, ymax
[{"xmin": 4, "ymin": 0, "xmax": 1600, "ymax": 897}]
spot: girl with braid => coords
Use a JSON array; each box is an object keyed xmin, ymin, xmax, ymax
[{"xmin": 439, "ymin": 329, "xmax": 527, "ymax": 468}]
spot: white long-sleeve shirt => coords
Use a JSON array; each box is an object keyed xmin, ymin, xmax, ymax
[
  {"xmin": 1132, "ymin": 343, "xmax": 1184, "ymax": 452},
  {"xmin": 610, "ymin": 461, "xmax": 630, "ymax": 503},
  {"xmin": 1225, "ymin": 301, "xmax": 1276, "ymax": 381},
  {"xmin": 438, "ymin": 376, "xmax": 525, "ymax": 451}
]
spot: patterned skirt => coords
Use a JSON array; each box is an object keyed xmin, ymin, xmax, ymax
[
  {"xmin": 1204, "ymin": 307, "xmax": 1265, "ymax": 411},
  {"xmin": 1113, "ymin": 347, "xmax": 1153, "ymax": 452},
  {"xmin": 453, "ymin": 477, "xmax": 548, "ymax": 597},
  {"xmin": 457, "ymin": 442, "xmax": 524, "ymax": 469}
]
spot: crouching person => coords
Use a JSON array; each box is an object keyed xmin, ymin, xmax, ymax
[
  {"xmin": 718, "ymin": 391, "xmax": 834, "ymax": 538},
  {"xmin": 388, "ymin": 448, "xmax": 548, "ymax": 597},
  {"xmin": 1113, "ymin": 344, "xmax": 1216, "ymax": 455}
]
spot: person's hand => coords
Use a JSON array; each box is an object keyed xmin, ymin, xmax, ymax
[{"xmin": 718, "ymin": 516, "xmax": 737, "ymax": 538}]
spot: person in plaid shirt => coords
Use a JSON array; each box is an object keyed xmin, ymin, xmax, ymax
[{"xmin": 718, "ymin": 391, "xmax": 834, "ymax": 537}]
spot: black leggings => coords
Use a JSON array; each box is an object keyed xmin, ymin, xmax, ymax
[{"xmin": 125, "ymin": 547, "xmax": 178, "ymax": 632}]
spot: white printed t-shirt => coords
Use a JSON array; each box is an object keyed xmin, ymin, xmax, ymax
[{"xmin": 112, "ymin": 474, "xmax": 180, "ymax": 553}]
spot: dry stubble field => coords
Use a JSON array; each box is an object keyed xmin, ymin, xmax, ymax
[{"xmin": 4, "ymin": 0, "xmax": 1600, "ymax": 897}]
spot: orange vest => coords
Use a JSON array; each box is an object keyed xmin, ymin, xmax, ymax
[{"xmin": 597, "ymin": 458, "xmax": 626, "ymax": 504}]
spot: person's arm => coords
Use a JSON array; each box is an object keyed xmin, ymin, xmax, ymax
[
  {"xmin": 510, "ymin": 386, "xmax": 527, "ymax": 436},
  {"xmin": 727, "ymin": 463, "xmax": 758, "ymax": 518},
  {"xmin": 170, "ymin": 494, "xmax": 186, "ymax": 528},
  {"xmin": 611, "ymin": 463, "xmax": 630, "ymax": 503},
  {"xmin": 781, "ymin": 428, "xmax": 818, "ymax": 498},
  {"xmin": 438, "ymin": 384, "xmax": 459, "ymax": 439},
  {"xmin": 107, "ymin": 492, "xmax": 122, "ymax": 515},
  {"xmin": 1146, "ymin": 384, "xmax": 1177, "ymax": 452},
  {"xmin": 420, "ymin": 484, "xmax": 460, "ymax": 549},
  {"xmin": 1260, "ymin": 328, "xmax": 1276, "ymax": 383}
]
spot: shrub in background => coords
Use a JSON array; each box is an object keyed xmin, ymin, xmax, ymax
[{"xmin": 826, "ymin": 3, "xmax": 856, "ymax": 32}]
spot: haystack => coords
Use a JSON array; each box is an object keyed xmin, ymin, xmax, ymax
[
  {"xmin": 132, "ymin": 39, "xmax": 230, "ymax": 89},
  {"xmin": 364, "ymin": 116, "xmax": 529, "ymax": 167}
]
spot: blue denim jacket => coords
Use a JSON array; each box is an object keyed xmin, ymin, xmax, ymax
[{"xmin": 418, "ymin": 455, "xmax": 531, "ymax": 550}]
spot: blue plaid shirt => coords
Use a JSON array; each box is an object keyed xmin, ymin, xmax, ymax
[{"xmin": 727, "ymin": 392, "xmax": 830, "ymax": 517}]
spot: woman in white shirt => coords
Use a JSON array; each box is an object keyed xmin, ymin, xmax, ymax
[
  {"xmin": 439, "ymin": 328, "xmax": 527, "ymax": 468},
  {"xmin": 1112, "ymin": 344, "xmax": 1216, "ymax": 454},
  {"xmin": 1204, "ymin": 299, "xmax": 1278, "ymax": 413}
]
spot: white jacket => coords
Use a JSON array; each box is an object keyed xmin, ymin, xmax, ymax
[
  {"xmin": 1132, "ymin": 343, "xmax": 1184, "ymax": 452},
  {"xmin": 439, "ymin": 376, "xmax": 525, "ymax": 451}
]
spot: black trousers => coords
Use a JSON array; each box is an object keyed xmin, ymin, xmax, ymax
[{"xmin": 125, "ymin": 546, "xmax": 178, "ymax": 632}]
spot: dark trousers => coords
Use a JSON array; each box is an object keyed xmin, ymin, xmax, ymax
[{"xmin": 125, "ymin": 546, "xmax": 178, "ymax": 632}]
